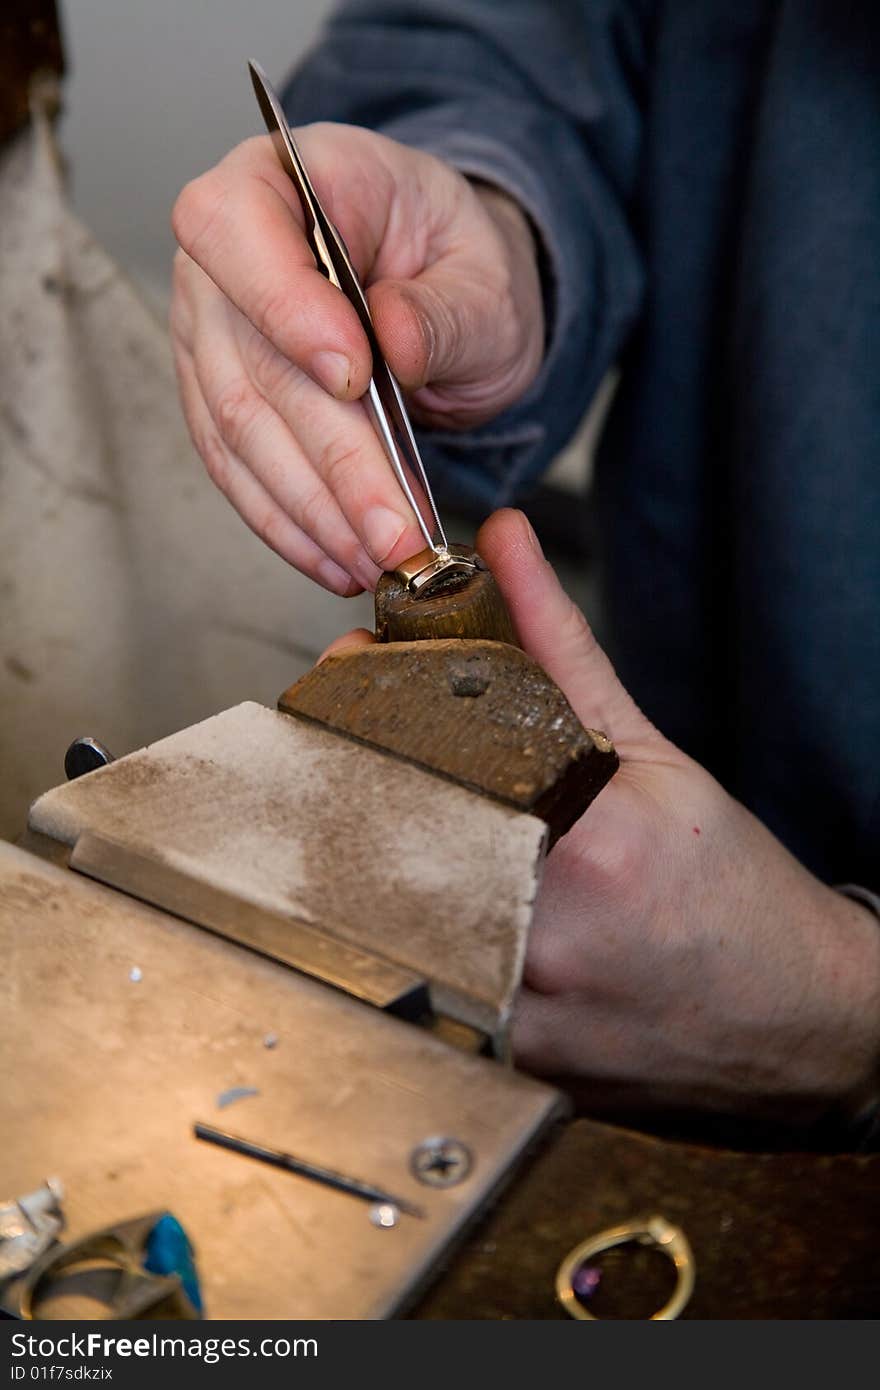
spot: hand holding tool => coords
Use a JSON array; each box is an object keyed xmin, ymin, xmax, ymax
[
  {"xmin": 249, "ymin": 62, "xmax": 478, "ymax": 591},
  {"xmin": 250, "ymin": 60, "xmax": 525, "ymax": 642}
]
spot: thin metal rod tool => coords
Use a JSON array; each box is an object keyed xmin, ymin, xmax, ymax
[
  {"xmin": 194, "ymin": 1122, "xmax": 426, "ymax": 1219},
  {"xmin": 249, "ymin": 60, "xmax": 449, "ymax": 556}
]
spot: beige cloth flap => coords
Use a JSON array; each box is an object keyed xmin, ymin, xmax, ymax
[{"xmin": 0, "ymin": 111, "xmax": 371, "ymax": 838}]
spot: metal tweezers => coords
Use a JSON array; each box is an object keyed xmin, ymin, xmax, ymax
[{"xmin": 249, "ymin": 60, "xmax": 477, "ymax": 591}]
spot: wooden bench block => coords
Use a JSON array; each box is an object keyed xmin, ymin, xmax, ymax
[{"xmin": 280, "ymin": 639, "xmax": 618, "ymax": 847}]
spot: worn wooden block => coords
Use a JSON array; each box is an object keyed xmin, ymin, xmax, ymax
[
  {"xmin": 28, "ymin": 701, "xmax": 546, "ymax": 1042},
  {"xmin": 280, "ymin": 640, "xmax": 619, "ymax": 847}
]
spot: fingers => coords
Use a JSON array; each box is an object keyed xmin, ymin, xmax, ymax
[
  {"xmin": 317, "ymin": 628, "xmax": 376, "ymax": 663},
  {"xmin": 172, "ymin": 136, "xmax": 372, "ymax": 401},
  {"xmin": 511, "ymin": 987, "xmax": 671, "ymax": 1101},
  {"xmin": 171, "ymin": 130, "xmax": 546, "ymax": 590},
  {"xmin": 476, "ymin": 509, "xmax": 657, "ymax": 747},
  {"xmin": 228, "ymin": 298, "xmax": 428, "ymax": 569},
  {"xmin": 188, "ymin": 288, "xmax": 376, "ymax": 587},
  {"xmin": 174, "ymin": 342, "xmax": 360, "ymax": 596},
  {"xmin": 184, "ymin": 262, "xmax": 426, "ymax": 575}
]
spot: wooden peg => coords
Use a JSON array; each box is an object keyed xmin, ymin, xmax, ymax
[
  {"xmin": 374, "ymin": 545, "xmax": 518, "ymax": 645},
  {"xmin": 280, "ymin": 544, "xmax": 619, "ymax": 845}
]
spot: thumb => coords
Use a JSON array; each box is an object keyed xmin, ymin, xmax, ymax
[
  {"xmin": 367, "ymin": 271, "xmax": 483, "ymax": 389},
  {"xmin": 476, "ymin": 509, "xmax": 662, "ymax": 753},
  {"xmin": 367, "ymin": 265, "xmax": 531, "ymax": 425}
]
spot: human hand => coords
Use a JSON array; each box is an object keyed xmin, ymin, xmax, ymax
[
  {"xmin": 483, "ymin": 511, "xmax": 880, "ymax": 1137},
  {"xmin": 171, "ymin": 128, "xmax": 543, "ymax": 594},
  {"xmin": 324, "ymin": 510, "xmax": 880, "ymax": 1138}
]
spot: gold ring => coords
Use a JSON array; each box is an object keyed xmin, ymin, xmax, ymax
[{"xmin": 556, "ymin": 1214, "xmax": 695, "ymax": 1320}]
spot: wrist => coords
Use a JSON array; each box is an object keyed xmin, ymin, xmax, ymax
[
  {"xmin": 788, "ymin": 880, "xmax": 880, "ymax": 1142},
  {"xmin": 814, "ymin": 889, "xmax": 880, "ymax": 1146},
  {"xmin": 682, "ymin": 786, "xmax": 880, "ymax": 1143},
  {"xmin": 469, "ymin": 178, "xmax": 547, "ymax": 365}
]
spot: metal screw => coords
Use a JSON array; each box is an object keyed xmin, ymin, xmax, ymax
[
  {"xmin": 410, "ymin": 1137, "xmax": 472, "ymax": 1188},
  {"xmin": 369, "ymin": 1202, "xmax": 399, "ymax": 1229},
  {"xmin": 64, "ymin": 736, "xmax": 114, "ymax": 781}
]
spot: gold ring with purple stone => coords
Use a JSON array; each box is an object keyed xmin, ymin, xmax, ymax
[{"xmin": 556, "ymin": 1214, "xmax": 695, "ymax": 1320}]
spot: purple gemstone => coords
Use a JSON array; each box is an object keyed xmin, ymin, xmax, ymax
[{"xmin": 572, "ymin": 1263, "xmax": 602, "ymax": 1300}]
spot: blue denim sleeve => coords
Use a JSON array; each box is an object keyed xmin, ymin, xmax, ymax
[{"xmin": 282, "ymin": 0, "xmax": 649, "ymax": 509}]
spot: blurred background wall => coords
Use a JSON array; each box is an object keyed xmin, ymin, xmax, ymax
[{"xmin": 61, "ymin": 0, "xmax": 332, "ymax": 308}]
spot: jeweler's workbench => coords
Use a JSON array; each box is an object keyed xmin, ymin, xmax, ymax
[
  {"xmin": 3, "ymin": 545, "xmax": 879, "ymax": 1318},
  {"xmin": 1, "ymin": 834, "xmax": 558, "ymax": 1320},
  {"xmin": 4, "ymin": 815, "xmax": 880, "ymax": 1320}
]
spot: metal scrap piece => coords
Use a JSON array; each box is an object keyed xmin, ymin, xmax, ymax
[{"xmin": 0, "ymin": 1179, "xmax": 64, "ymax": 1281}]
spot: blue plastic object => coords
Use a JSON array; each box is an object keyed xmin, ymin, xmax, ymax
[{"xmin": 143, "ymin": 1212, "xmax": 203, "ymax": 1315}]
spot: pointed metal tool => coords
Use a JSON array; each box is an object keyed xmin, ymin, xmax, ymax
[{"xmin": 249, "ymin": 59, "xmax": 475, "ymax": 587}]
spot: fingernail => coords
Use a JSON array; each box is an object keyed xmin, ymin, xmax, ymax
[
  {"xmin": 353, "ymin": 552, "xmax": 382, "ymax": 590},
  {"xmin": 312, "ymin": 350, "xmax": 351, "ymax": 397},
  {"xmin": 317, "ymin": 556, "xmax": 358, "ymax": 593},
  {"xmin": 362, "ymin": 505, "xmax": 407, "ymax": 564},
  {"xmin": 523, "ymin": 514, "xmax": 545, "ymax": 558}
]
